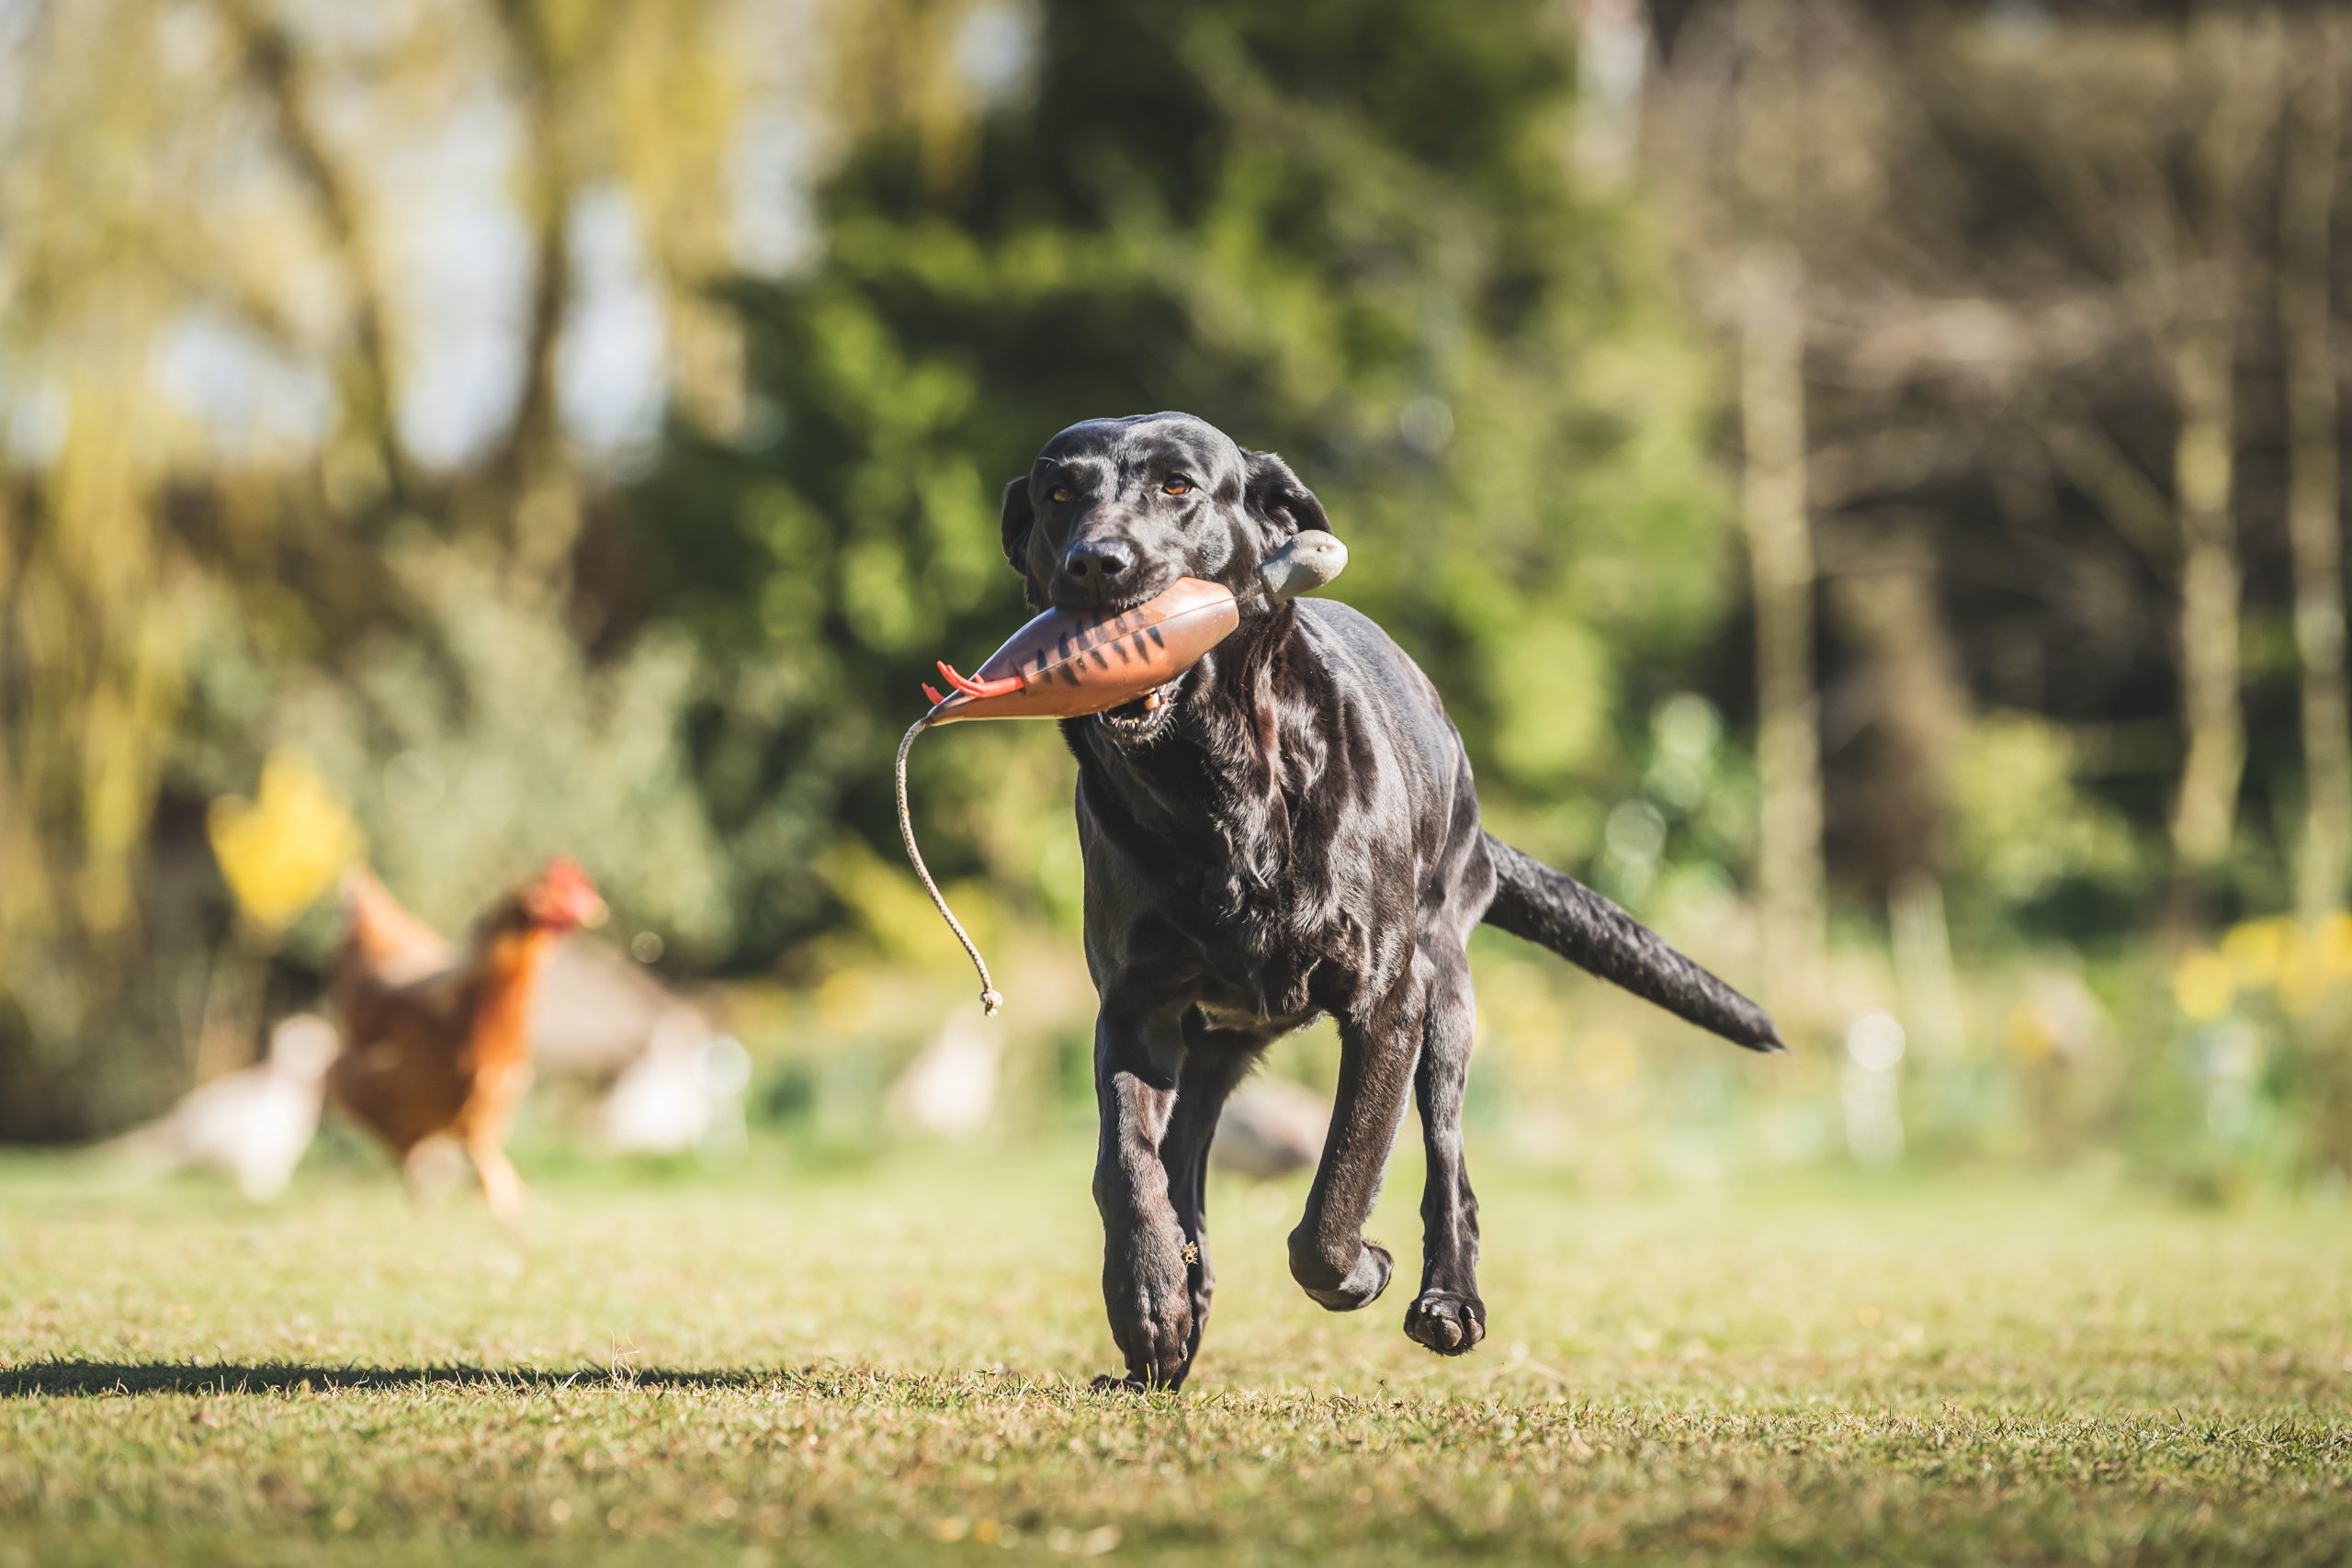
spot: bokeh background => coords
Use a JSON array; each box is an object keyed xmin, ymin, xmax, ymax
[{"xmin": 5, "ymin": 0, "xmax": 2351, "ymax": 1203}]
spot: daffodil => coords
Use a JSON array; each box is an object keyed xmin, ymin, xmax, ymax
[
  {"xmin": 208, "ymin": 750, "xmax": 363, "ymax": 931},
  {"xmin": 2173, "ymin": 950, "xmax": 2235, "ymax": 1022},
  {"xmin": 2220, "ymin": 917, "xmax": 2294, "ymax": 989}
]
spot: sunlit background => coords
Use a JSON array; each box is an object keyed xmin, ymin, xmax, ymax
[{"xmin": 4, "ymin": 0, "xmax": 2350, "ymax": 1205}]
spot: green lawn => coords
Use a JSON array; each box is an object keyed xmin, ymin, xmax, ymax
[{"xmin": 2, "ymin": 1145, "xmax": 2347, "ymax": 1566}]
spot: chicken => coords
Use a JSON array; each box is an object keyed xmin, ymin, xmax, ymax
[
  {"xmin": 337, "ymin": 863, "xmax": 452, "ymax": 986},
  {"xmin": 103, "ymin": 1013, "xmax": 338, "ymax": 1200},
  {"xmin": 600, "ymin": 1024, "xmax": 752, "ymax": 1156},
  {"xmin": 325, "ymin": 858, "xmax": 606, "ymax": 1214},
  {"xmin": 885, "ymin": 1012, "xmax": 1003, "ymax": 1139}
]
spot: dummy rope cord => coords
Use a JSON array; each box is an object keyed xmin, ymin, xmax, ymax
[{"xmin": 897, "ymin": 717, "xmax": 1002, "ymax": 1016}]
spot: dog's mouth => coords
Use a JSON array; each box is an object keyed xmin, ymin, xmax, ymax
[
  {"xmin": 1096, "ymin": 676, "xmax": 1182, "ymax": 744},
  {"xmin": 1046, "ymin": 573, "xmax": 1179, "ymax": 618}
]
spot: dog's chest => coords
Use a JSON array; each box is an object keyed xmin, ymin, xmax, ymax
[
  {"xmin": 1083, "ymin": 704, "xmax": 1395, "ymax": 1019},
  {"xmin": 1167, "ymin": 847, "xmax": 1369, "ymax": 1019}
]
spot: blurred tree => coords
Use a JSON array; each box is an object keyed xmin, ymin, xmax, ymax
[
  {"xmin": 633, "ymin": 0, "xmax": 1739, "ymax": 968},
  {"xmin": 14, "ymin": 0, "xmax": 2352, "ymax": 1177},
  {"xmin": 1878, "ymin": 11, "xmax": 2282, "ymax": 918},
  {"xmin": 1728, "ymin": 0, "xmax": 1826, "ymax": 1010},
  {"xmin": 0, "ymin": 0, "xmax": 775, "ymax": 1135},
  {"xmin": 1649, "ymin": 2, "xmax": 2346, "ymax": 946},
  {"xmin": 1649, "ymin": 0, "xmax": 1928, "ymax": 1012},
  {"xmin": 2280, "ymin": 15, "xmax": 2352, "ymax": 921},
  {"xmin": 0, "ymin": 0, "xmax": 254, "ymax": 1133}
]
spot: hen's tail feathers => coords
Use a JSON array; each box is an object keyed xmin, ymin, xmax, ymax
[
  {"xmin": 1480, "ymin": 834, "xmax": 1787, "ymax": 1054},
  {"xmin": 338, "ymin": 865, "xmax": 452, "ymax": 979},
  {"xmin": 90, "ymin": 1114, "xmax": 181, "ymax": 1172}
]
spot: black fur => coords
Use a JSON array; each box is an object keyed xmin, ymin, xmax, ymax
[
  {"xmin": 1000, "ymin": 412, "xmax": 1783, "ymax": 1390},
  {"xmin": 1483, "ymin": 839, "xmax": 1784, "ymax": 1050}
]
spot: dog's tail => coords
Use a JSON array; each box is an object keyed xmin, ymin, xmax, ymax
[{"xmin": 1480, "ymin": 834, "xmax": 1786, "ymax": 1054}]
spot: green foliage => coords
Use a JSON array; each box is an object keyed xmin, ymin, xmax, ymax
[
  {"xmin": 1948, "ymin": 711, "xmax": 2149, "ymax": 919},
  {"xmin": 634, "ymin": 0, "xmax": 1733, "ymax": 960}
]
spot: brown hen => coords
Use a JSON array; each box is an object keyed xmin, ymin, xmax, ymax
[{"xmin": 326, "ymin": 858, "xmax": 605, "ymax": 1214}]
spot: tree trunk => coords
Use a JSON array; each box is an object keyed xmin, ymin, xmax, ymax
[
  {"xmin": 1731, "ymin": 0, "xmax": 1824, "ymax": 1010},
  {"xmin": 489, "ymin": 0, "xmax": 582, "ymax": 594},
  {"xmin": 2283, "ymin": 19, "xmax": 2352, "ymax": 920},
  {"xmin": 1826, "ymin": 530, "xmax": 1966, "ymax": 900},
  {"xmin": 2166, "ymin": 11, "xmax": 2277, "ymax": 909},
  {"xmin": 1740, "ymin": 246, "xmax": 1826, "ymax": 1004},
  {"xmin": 1829, "ymin": 529, "xmax": 1969, "ymax": 1057},
  {"xmin": 2166, "ymin": 325, "xmax": 2243, "ymax": 884},
  {"xmin": 212, "ymin": 0, "xmax": 411, "ymax": 505}
]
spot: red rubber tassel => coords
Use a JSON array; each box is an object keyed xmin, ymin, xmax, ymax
[{"xmin": 936, "ymin": 660, "xmax": 1025, "ymax": 700}]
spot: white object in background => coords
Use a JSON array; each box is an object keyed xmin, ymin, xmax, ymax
[
  {"xmin": 533, "ymin": 938, "xmax": 712, "ymax": 1080},
  {"xmin": 1842, "ymin": 1010, "xmax": 1907, "ymax": 1168},
  {"xmin": 1212, "ymin": 1079, "xmax": 1328, "ymax": 1181},
  {"xmin": 886, "ymin": 1011, "xmax": 1003, "ymax": 1138},
  {"xmin": 1572, "ymin": 0, "xmax": 1649, "ymax": 184},
  {"xmin": 107, "ymin": 1013, "xmax": 337, "ymax": 1200},
  {"xmin": 599, "ymin": 1018, "xmax": 752, "ymax": 1156}
]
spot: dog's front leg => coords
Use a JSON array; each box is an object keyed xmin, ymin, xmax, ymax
[
  {"xmin": 1288, "ymin": 970, "xmax": 1423, "ymax": 1312},
  {"xmin": 1091, "ymin": 1005, "xmax": 1193, "ymax": 1389},
  {"xmin": 1156, "ymin": 1034, "xmax": 1261, "ymax": 1386}
]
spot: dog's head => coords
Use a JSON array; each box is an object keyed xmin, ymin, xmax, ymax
[
  {"xmin": 999, "ymin": 412, "xmax": 1329, "ymax": 616},
  {"xmin": 998, "ymin": 413, "xmax": 1329, "ymax": 745}
]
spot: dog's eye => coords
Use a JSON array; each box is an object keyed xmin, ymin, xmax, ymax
[
  {"xmin": 1162, "ymin": 476, "xmax": 1193, "ymax": 496},
  {"xmin": 1050, "ymin": 486, "xmax": 1074, "ymax": 504}
]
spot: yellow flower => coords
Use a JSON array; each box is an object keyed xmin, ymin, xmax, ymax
[
  {"xmin": 208, "ymin": 751, "xmax": 363, "ymax": 931},
  {"xmin": 813, "ymin": 968, "xmax": 877, "ymax": 1035},
  {"xmin": 2219, "ymin": 917, "xmax": 2294, "ymax": 990},
  {"xmin": 2317, "ymin": 913, "xmax": 2352, "ymax": 980},
  {"xmin": 2172, "ymin": 950, "xmax": 2234, "ymax": 1022},
  {"xmin": 2005, "ymin": 1002, "xmax": 2054, "ymax": 1061}
]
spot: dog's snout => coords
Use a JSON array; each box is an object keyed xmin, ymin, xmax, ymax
[
  {"xmin": 1062, "ymin": 536, "xmax": 1136, "ymax": 585},
  {"xmin": 1055, "ymin": 536, "xmax": 1149, "ymax": 606}
]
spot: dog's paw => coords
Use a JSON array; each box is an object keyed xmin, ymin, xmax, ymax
[
  {"xmin": 1295, "ymin": 1239, "xmax": 1394, "ymax": 1312},
  {"xmin": 1104, "ymin": 1251, "xmax": 1197, "ymax": 1388},
  {"xmin": 1089, "ymin": 1372, "xmax": 1154, "ymax": 1394},
  {"xmin": 1403, "ymin": 1289, "xmax": 1487, "ymax": 1355}
]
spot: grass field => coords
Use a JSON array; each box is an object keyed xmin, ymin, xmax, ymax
[{"xmin": 3, "ymin": 1144, "xmax": 2348, "ymax": 1566}]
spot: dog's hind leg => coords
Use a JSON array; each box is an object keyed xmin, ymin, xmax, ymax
[
  {"xmin": 1155, "ymin": 1033, "xmax": 1260, "ymax": 1388},
  {"xmin": 1404, "ymin": 950, "xmax": 1486, "ymax": 1355},
  {"xmin": 1287, "ymin": 973, "xmax": 1421, "ymax": 1312}
]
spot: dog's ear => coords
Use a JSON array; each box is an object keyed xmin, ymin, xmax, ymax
[
  {"xmin": 1241, "ymin": 449, "xmax": 1330, "ymax": 541},
  {"xmin": 999, "ymin": 475, "xmax": 1037, "ymax": 575}
]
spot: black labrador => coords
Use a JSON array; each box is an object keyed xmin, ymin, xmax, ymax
[{"xmin": 999, "ymin": 412, "xmax": 1785, "ymax": 1390}]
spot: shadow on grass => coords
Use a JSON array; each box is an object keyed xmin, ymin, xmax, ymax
[{"xmin": 0, "ymin": 1361, "xmax": 829, "ymax": 1398}]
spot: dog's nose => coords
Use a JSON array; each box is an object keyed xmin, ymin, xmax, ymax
[{"xmin": 1061, "ymin": 536, "xmax": 1136, "ymax": 588}]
